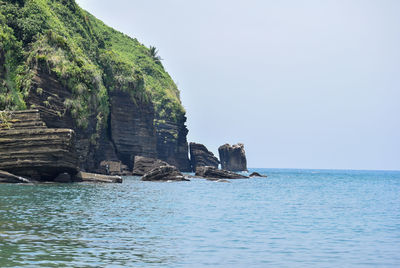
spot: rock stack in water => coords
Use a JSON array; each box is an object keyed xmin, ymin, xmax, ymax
[
  {"xmin": 0, "ymin": 110, "xmax": 78, "ymax": 181},
  {"xmin": 132, "ymin": 156, "xmax": 170, "ymax": 176},
  {"xmin": 189, "ymin": 142, "xmax": 220, "ymax": 171},
  {"xmin": 218, "ymin": 143, "xmax": 247, "ymax": 171}
]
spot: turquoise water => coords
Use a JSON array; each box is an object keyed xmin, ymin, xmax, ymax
[{"xmin": 0, "ymin": 169, "xmax": 399, "ymax": 267}]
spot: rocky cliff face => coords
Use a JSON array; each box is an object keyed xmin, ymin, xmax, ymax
[
  {"xmin": 0, "ymin": 110, "xmax": 78, "ymax": 180},
  {"xmin": 109, "ymin": 90, "xmax": 157, "ymax": 169},
  {"xmin": 26, "ymin": 69, "xmax": 98, "ymax": 171},
  {"xmin": 23, "ymin": 70, "xmax": 190, "ymax": 172},
  {"xmin": 156, "ymin": 118, "xmax": 191, "ymax": 172},
  {"xmin": 0, "ymin": 0, "xmax": 191, "ymax": 173},
  {"xmin": 218, "ymin": 143, "xmax": 247, "ymax": 171}
]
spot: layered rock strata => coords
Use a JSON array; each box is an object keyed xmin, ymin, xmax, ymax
[
  {"xmin": 0, "ymin": 110, "xmax": 78, "ymax": 180},
  {"xmin": 26, "ymin": 71, "xmax": 191, "ymax": 172},
  {"xmin": 27, "ymin": 71, "xmax": 98, "ymax": 171},
  {"xmin": 218, "ymin": 143, "xmax": 247, "ymax": 171},
  {"xmin": 109, "ymin": 90, "xmax": 157, "ymax": 169},
  {"xmin": 189, "ymin": 142, "xmax": 220, "ymax": 171},
  {"xmin": 1, "ymin": 0, "xmax": 192, "ymax": 174},
  {"xmin": 77, "ymin": 171, "xmax": 122, "ymax": 183},
  {"xmin": 156, "ymin": 118, "xmax": 191, "ymax": 172}
]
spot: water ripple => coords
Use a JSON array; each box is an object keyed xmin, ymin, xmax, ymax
[{"xmin": 0, "ymin": 169, "xmax": 399, "ymax": 267}]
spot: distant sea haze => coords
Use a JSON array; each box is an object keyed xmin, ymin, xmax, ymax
[{"xmin": 1, "ymin": 168, "xmax": 399, "ymax": 267}]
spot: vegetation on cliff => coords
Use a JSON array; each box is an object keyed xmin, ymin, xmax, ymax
[{"xmin": 0, "ymin": 0, "xmax": 185, "ymax": 132}]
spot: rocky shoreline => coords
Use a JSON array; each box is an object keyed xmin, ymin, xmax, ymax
[
  {"xmin": 0, "ymin": 110, "xmax": 121, "ymax": 183},
  {"xmin": 0, "ymin": 109, "xmax": 262, "ymax": 183},
  {"xmin": 0, "ymin": 0, "xmax": 261, "ymax": 184}
]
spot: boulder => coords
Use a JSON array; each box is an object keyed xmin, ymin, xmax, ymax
[
  {"xmin": 218, "ymin": 143, "xmax": 247, "ymax": 171},
  {"xmin": 132, "ymin": 156, "xmax": 169, "ymax": 176},
  {"xmin": 189, "ymin": 142, "xmax": 219, "ymax": 171},
  {"xmin": 249, "ymin": 172, "xmax": 267, "ymax": 178},
  {"xmin": 0, "ymin": 170, "xmax": 31, "ymax": 183},
  {"xmin": 141, "ymin": 165, "xmax": 189, "ymax": 182},
  {"xmin": 195, "ymin": 166, "xmax": 249, "ymax": 179},
  {"xmin": 0, "ymin": 110, "xmax": 79, "ymax": 181},
  {"xmin": 77, "ymin": 171, "xmax": 122, "ymax": 183}
]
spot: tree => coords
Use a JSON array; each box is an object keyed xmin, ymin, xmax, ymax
[{"xmin": 149, "ymin": 45, "xmax": 162, "ymax": 64}]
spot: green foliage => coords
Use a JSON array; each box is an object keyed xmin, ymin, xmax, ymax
[
  {"xmin": 0, "ymin": 110, "xmax": 11, "ymax": 128},
  {"xmin": 86, "ymin": 12, "xmax": 185, "ymax": 122},
  {"xmin": 0, "ymin": 0, "xmax": 186, "ymax": 135},
  {"xmin": 0, "ymin": 11, "xmax": 26, "ymax": 110}
]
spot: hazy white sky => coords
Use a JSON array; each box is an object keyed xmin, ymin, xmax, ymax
[{"xmin": 76, "ymin": 0, "xmax": 400, "ymax": 170}]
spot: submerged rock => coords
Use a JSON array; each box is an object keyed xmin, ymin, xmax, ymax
[
  {"xmin": 218, "ymin": 143, "xmax": 247, "ymax": 171},
  {"xmin": 195, "ymin": 166, "xmax": 249, "ymax": 179},
  {"xmin": 0, "ymin": 170, "xmax": 31, "ymax": 183},
  {"xmin": 77, "ymin": 171, "xmax": 122, "ymax": 183},
  {"xmin": 189, "ymin": 142, "xmax": 219, "ymax": 171},
  {"xmin": 141, "ymin": 165, "xmax": 189, "ymax": 182},
  {"xmin": 206, "ymin": 178, "xmax": 231, "ymax": 183},
  {"xmin": 132, "ymin": 156, "xmax": 169, "ymax": 176},
  {"xmin": 249, "ymin": 172, "xmax": 267, "ymax": 178}
]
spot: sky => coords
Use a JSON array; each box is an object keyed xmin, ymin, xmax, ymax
[{"xmin": 76, "ymin": 0, "xmax": 400, "ymax": 170}]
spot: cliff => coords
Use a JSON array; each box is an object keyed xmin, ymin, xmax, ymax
[
  {"xmin": 0, "ymin": 0, "xmax": 190, "ymax": 171},
  {"xmin": 0, "ymin": 110, "xmax": 78, "ymax": 180}
]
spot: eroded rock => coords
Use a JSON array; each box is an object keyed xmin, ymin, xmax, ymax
[
  {"xmin": 218, "ymin": 143, "xmax": 247, "ymax": 171},
  {"xmin": 156, "ymin": 119, "xmax": 191, "ymax": 172},
  {"xmin": 141, "ymin": 165, "xmax": 189, "ymax": 182},
  {"xmin": 189, "ymin": 142, "xmax": 219, "ymax": 171},
  {"xmin": 77, "ymin": 171, "xmax": 122, "ymax": 183},
  {"xmin": 0, "ymin": 170, "xmax": 31, "ymax": 183},
  {"xmin": 109, "ymin": 90, "xmax": 157, "ymax": 169},
  {"xmin": 195, "ymin": 166, "xmax": 249, "ymax": 179},
  {"xmin": 132, "ymin": 156, "xmax": 169, "ymax": 176},
  {"xmin": 0, "ymin": 110, "xmax": 79, "ymax": 181},
  {"xmin": 26, "ymin": 70, "xmax": 191, "ymax": 173}
]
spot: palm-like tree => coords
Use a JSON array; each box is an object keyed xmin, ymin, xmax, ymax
[{"xmin": 149, "ymin": 46, "xmax": 162, "ymax": 64}]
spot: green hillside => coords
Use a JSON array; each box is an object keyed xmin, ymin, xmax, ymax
[{"xmin": 0, "ymin": 0, "xmax": 184, "ymax": 129}]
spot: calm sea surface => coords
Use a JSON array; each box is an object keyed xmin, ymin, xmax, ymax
[{"xmin": 0, "ymin": 169, "xmax": 399, "ymax": 267}]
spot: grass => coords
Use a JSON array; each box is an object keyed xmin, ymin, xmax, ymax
[{"xmin": 0, "ymin": 0, "xmax": 186, "ymax": 134}]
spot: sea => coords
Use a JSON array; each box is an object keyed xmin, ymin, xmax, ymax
[{"xmin": 0, "ymin": 168, "xmax": 399, "ymax": 267}]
